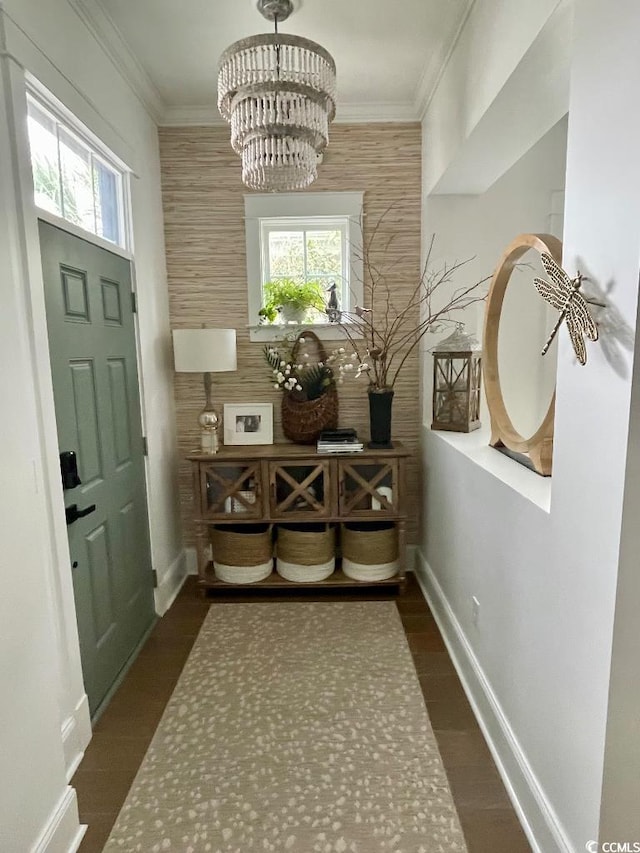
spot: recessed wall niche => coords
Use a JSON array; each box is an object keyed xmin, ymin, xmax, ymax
[
  {"xmin": 424, "ymin": 114, "xmax": 568, "ymax": 476},
  {"xmin": 484, "ymin": 118, "xmax": 567, "ymax": 476}
]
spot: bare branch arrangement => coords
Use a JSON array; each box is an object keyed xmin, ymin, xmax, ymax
[{"xmin": 338, "ymin": 208, "xmax": 491, "ymax": 391}]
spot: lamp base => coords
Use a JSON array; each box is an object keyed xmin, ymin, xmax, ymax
[
  {"xmin": 199, "ymin": 404, "xmax": 220, "ymax": 454},
  {"xmin": 201, "ymin": 428, "xmax": 219, "ymax": 454}
]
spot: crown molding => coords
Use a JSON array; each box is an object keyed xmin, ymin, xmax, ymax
[
  {"xmin": 414, "ymin": 0, "xmax": 477, "ymax": 121},
  {"xmin": 335, "ymin": 102, "xmax": 419, "ymax": 123},
  {"xmin": 68, "ymin": 0, "xmax": 165, "ymax": 123},
  {"xmin": 160, "ymin": 101, "xmax": 420, "ymax": 127},
  {"xmin": 161, "ymin": 104, "xmax": 225, "ymax": 127},
  {"xmin": 72, "ymin": 0, "xmax": 469, "ymax": 129}
]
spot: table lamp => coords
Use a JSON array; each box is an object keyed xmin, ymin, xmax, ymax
[{"xmin": 172, "ymin": 328, "xmax": 237, "ymax": 453}]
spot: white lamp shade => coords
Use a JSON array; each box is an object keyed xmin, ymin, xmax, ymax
[{"xmin": 172, "ymin": 328, "xmax": 237, "ymax": 373}]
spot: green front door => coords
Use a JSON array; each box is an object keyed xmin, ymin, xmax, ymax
[{"xmin": 40, "ymin": 220, "xmax": 156, "ymax": 717}]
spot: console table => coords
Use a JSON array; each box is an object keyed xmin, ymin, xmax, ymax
[{"xmin": 187, "ymin": 442, "xmax": 410, "ymax": 591}]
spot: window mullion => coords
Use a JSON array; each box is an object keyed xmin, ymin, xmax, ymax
[
  {"xmin": 262, "ymin": 225, "xmax": 271, "ymax": 285},
  {"xmin": 302, "ymin": 229, "xmax": 308, "ymax": 284},
  {"xmin": 117, "ymin": 170, "xmax": 127, "ymax": 249},
  {"xmin": 89, "ymin": 152, "xmax": 97, "ymax": 236},
  {"xmin": 342, "ymin": 224, "xmax": 348, "ymax": 309},
  {"xmin": 55, "ymin": 122, "xmax": 65, "ymax": 220}
]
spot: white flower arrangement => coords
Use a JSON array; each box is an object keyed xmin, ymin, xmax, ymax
[{"xmin": 264, "ymin": 337, "xmax": 369, "ymax": 401}]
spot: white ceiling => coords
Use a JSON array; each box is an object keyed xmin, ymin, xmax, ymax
[{"xmin": 91, "ymin": 0, "xmax": 471, "ymax": 123}]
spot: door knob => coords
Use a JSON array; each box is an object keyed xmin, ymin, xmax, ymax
[{"xmin": 65, "ymin": 503, "xmax": 96, "ymax": 525}]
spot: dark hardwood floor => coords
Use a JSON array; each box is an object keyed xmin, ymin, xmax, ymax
[{"xmin": 73, "ymin": 574, "xmax": 531, "ymax": 852}]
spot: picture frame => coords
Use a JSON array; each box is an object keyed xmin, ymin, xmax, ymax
[{"xmin": 223, "ymin": 403, "xmax": 274, "ymax": 446}]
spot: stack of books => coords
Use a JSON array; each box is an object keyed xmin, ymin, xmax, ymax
[{"xmin": 317, "ymin": 428, "xmax": 364, "ymax": 454}]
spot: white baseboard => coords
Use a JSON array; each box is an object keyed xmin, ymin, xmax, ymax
[
  {"xmin": 61, "ymin": 693, "xmax": 91, "ymax": 781},
  {"xmin": 154, "ymin": 550, "xmax": 189, "ymax": 615},
  {"xmin": 415, "ymin": 550, "xmax": 572, "ymax": 853},
  {"xmin": 32, "ymin": 786, "xmax": 85, "ymax": 853}
]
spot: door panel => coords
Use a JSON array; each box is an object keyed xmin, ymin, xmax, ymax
[
  {"xmin": 108, "ymin": 358, "xmax": 132, "ymax": 467},
  {"xmin": 61, "ymin": 266, "xmax": 90, "ymax": 320},
  {"xmin": 40, "ymin": 220, "xmax": 155, "ymax": 717},
  {"xmin": 86, "ymin": 523, "xmax": 116, "ymax": 641},
  {"xmin": 70, "ymin": 360, "xmax": 104, "ymax": 485},
  {"xmin": 118, "ymin": 500, "xmax": 140, "ymax": 603},
  {"xmin": 268, "ymin": 460, "xmax": 331, "ymax": 518},
  {"xmin": 101, "ymin": 278, "xmax": 123, "ymax": 324}
]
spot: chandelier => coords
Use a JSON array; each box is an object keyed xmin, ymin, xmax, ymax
[{"xmin": 217, "ymin": 0, "xmax": 336, "ymax": 191}]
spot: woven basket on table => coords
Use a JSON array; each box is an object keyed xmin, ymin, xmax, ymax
[
  {"xmin": 281, "ymin": 331, "xmax": 339, "ymax": 444},
  {"xmin": 210, "ymin": 524, "xmax": 273, "ymax": 584},
  {"xmin": 341, "ymin": 521, "xmax": 399, "ymax": 581},
  {"xmin": 276, "ymin": 523, "xmax": 336, "ymax": 582}
]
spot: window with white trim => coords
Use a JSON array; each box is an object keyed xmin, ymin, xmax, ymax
[
  {"xmin": 245, "ymin": 192, "xmax": 363, "ymax": 341},
  {"xmin": 26, "ymin": 94, "xmax": 127, "ymax": 248}
]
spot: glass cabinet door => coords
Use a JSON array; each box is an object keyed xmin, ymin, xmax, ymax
[
  {"xmin": 268, "ymin": 460, "xmax": 331, "ymax": 518},
  {"xmin": 338, "ymin": 459, "xmax": 399, "ymax": 517},
  {"xmin": 199, "ymin": 461, "xmax": 262, "ymax": 519}
]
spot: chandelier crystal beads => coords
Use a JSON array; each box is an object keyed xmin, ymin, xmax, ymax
[{"xmin": 217, "ymin": 0, "xmax": 336, "ymax": 191}]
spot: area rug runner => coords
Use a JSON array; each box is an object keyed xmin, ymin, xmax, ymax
[{"xmin": 105, "ymin": 602, "xmax": 466, "ymax": 852}]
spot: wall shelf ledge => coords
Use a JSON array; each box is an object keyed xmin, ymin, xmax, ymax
[{"xmin": 425, "ymin": 424, "xmax": 552, "ymax": 513}]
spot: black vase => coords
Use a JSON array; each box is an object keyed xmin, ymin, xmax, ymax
[{"xmin": 368, "ymin": 389, "xmax": 394, "ymax": 448}]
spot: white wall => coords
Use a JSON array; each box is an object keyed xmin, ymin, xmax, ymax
[
  {"xmin": 0, "ymin": 0, "xmax": 182, "ymax": 848},
  {"xmin": 565, "ymin": 0, "xmax": 640, "ymax": 845},
  {"xmin": 419, "ymin": 0, "xmax": 640, "ymax": 850},
  {"xmin": 0, "ymin": 51, "xmax": 83, "ymax": 853},
  {"xmin": 423, "ymin": 0, "xmax": 571, "ymax": 195},
  {"xmin": 599, "ymin": 289, "xmax": 640, "ymax": 844}
]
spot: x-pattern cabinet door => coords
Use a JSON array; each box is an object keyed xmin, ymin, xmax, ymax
[
  {"xmin": 198, "ymin": 461, "xmax": 263, "ymax": 519},
  {"xmin": 268, "ymin": 459, "xmax": 332, "ymax": 519},
  {"xmin": 338, "ymin": 458, "xmax": 399, "ymax": 517}
]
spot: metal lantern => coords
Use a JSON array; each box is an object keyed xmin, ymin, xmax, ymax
[{"xmin": 431, "ymin": 327, "xmax": 482, "ymax": 433}]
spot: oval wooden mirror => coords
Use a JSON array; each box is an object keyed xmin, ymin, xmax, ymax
[{"xmin": 483, "ymin": 233, "xmax": 562, "ymax": 476}]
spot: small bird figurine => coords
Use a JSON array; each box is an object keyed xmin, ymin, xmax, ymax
[{"xmin": 325, "ymin": 282, "xmax": 341, "ymax": 323}]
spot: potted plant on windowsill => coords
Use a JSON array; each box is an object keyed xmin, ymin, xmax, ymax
[{"xmin": 260, "ymin": 278, "xmax": 326, "ymax": 325}]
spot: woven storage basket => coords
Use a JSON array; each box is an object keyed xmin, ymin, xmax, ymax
[
  {"xmin": 281, "ymin": 331, "xmax": 339, "ymax": 443},
  {"xmin": 341, "ymin": 521, "xmax": 399, "ymax": 581},
  {"xmin": 211, "ymin": 524, "xmax": 273, "ymax": 584},
  {"xmin": 276, "ymin": 523, "xmax": 335, "ymax": 582}
]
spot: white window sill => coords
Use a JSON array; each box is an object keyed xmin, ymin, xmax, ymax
[
  {"xmin": 425, "ymin": 423, "xmax": 552, "ymax": 513},
  {"xmin": 248, "ymin": 323, "xmax": 363, "ymax": 343}
]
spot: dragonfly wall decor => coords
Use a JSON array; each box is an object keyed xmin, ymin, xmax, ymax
[{"xmin": 533, "ymin": 253, "xmax": 600, "ymax": 365}]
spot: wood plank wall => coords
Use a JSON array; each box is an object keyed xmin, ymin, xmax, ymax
[{"xmin": 159, "ymin": 123, "xmax": 422, "ymax": 545}]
